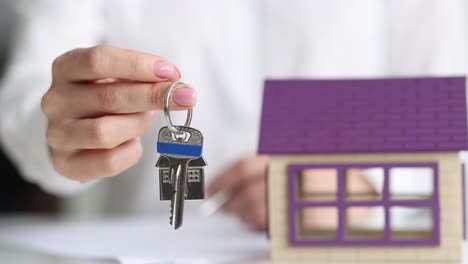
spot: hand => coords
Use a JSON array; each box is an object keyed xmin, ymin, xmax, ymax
[
  {"xmin": 41, "ymin": 45, "xmax": 196, "ymax": 183},
  {"xmin": 207, "ymin": 155, "xmax": 269, "ymax": 232},
  {"xmin": 207, "ymin": 156, "xmax": 376, "ymax": 233}
]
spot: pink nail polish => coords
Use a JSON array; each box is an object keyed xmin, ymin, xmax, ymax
[
  {"xmin": 173, "ymin": 88, "xmax": 197, "ymax": 106},
  {"xmin": 150, "ymin": 111, "xmax": 157, "ymax": 118},
  {"xmin": 153, "ymin": 61, "xmax": 176, "ymax": 79}
]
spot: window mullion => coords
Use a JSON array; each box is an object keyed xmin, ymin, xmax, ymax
[
  {"xmin": 383, "ymin": 166, "xmax": 391, "ymax": 241},
  {"xmin": 337, "ymin": 166, "xmax": 346, "ymax": 241}
]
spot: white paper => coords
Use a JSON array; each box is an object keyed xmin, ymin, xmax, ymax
[{"xmin": 0, "ymin": 214, "xmax": 270, "ymax": 264}]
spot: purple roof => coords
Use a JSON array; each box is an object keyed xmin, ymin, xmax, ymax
[{"xmin": 258, "ymin": 77, "xmax": 468, "ymax": 154}]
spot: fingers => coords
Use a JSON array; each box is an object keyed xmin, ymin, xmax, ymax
[
  {"xmin": 223, "ymin": 180, "xmax": 265, "ymax": 212},
  {"xmin": 43, "ymin": 81, "xmax": 197, "ymax": 118},
  {"xmin": 47, "ymin": 112, "xmax": 152, "ymax": 150},
  {"xmin": 302, "ymin": 207, "xmax": 339, "ymax": 229},
  {"xmin": 52, "ymin": 45, "xmax": 180, "ymax": 82},
  {"xmin": 241, "ymin": 202, "xmax": 267, "ymax": 232},
  {"xmin": 206, "ymin": 155, "xmax": 269, "ymax": 232},
  {"xmin": 223, "ymin": 180, "xmax": 268, "ymax": 232},
  {"xmin": 70, "ymin": 81, "xmax": 195, "ymax": 117},
  {"xmin": 207, "ymin": 155, "xmax": 269, "ymax": 196},
  {"xmin": 44, "ymin": 45, "xmax": 187, "ymax": 184},
  {"xmin": 52, "ymin": 138, "xmax": 143, "ymax": 183}
]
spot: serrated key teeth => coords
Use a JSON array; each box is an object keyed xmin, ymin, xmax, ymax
[{"xmin": 169, "ymin": 198, "xmax": 175, "ymax": 226}]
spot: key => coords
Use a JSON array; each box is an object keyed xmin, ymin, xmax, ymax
[
  {"xmin": 156, "ymin": 125, "xmax": 204, "ymax": 229},
  {"xmin": 157, "ymin": 156, "xmax": 206, "ymax": 201}
]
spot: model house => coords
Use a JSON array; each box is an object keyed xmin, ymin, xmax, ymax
[{"xmin": 258, "ymin": 77, "xmax": 467, "ymax": 262}]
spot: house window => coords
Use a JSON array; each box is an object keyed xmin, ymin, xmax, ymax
[{"xmin": 288, "ymin": 163, "xmax": 439, "ymax": 246}]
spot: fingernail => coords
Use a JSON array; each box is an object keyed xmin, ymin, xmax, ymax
[
  {"xmin": 173, "ymin": 88, "xmax": 197, "ymax": 107},
  {"xmin": 153, "ymin": 61, "xmax": 176, "ymax": 79},
  {"xmin": 150, "ymin": 111, "xmax": 157, "ymax": 118}
]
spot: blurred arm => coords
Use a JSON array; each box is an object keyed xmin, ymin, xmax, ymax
[{"xmin": 0, "ymin": 0, "xmax": 105, "ymax": 196}]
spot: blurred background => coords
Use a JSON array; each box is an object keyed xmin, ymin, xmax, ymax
[
  {"xmin": 0, "ymin": 0, "xmax": 60, "ymax": 215},
  {"xmin": 0, "ymin": 0, "xmax": 467, "ymax": 220}
]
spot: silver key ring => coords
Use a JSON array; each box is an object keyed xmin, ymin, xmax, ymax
[{"xmin": 164, "ymin": 81, "xmax": 193, "ymax": 134}]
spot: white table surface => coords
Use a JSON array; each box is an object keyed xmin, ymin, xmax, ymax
[
  {"xmin": 0, "ymin": 214, "xmax": 270, "ymax": 264},
  {"xmin": 0, "ymin": 214, "xmax": 466, "ymax": 264}
]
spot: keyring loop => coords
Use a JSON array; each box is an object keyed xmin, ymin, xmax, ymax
[{"xmin": 164, "ymin": 81, "xmax": 192, "ymax": 134}]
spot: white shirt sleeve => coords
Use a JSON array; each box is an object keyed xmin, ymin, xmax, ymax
[
  {"xmin": 0, "ymin": 0, "xmax": 105, "ymax": 196},
  {"xmin": 384, "ymin": 0, "xmax": 466, "ymax": 75}
]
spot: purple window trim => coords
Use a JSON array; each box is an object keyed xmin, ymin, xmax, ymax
[{"xmin": 288, "ymin": 162, "xmax": 440, "ymax": 247}]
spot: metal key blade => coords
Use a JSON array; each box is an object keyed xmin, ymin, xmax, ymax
[{"xmin": 169, "ymin": 159, "xmax": 190, "ymax": 229}]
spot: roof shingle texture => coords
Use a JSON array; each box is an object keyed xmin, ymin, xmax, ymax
[{"xmin": 258, "ymin": 77, "xmax": 468, "ymax": 154}]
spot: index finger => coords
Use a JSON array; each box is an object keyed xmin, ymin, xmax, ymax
[{"xmin": 52, "ymin": 45, "xmax": 181, "ymax": 82}]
